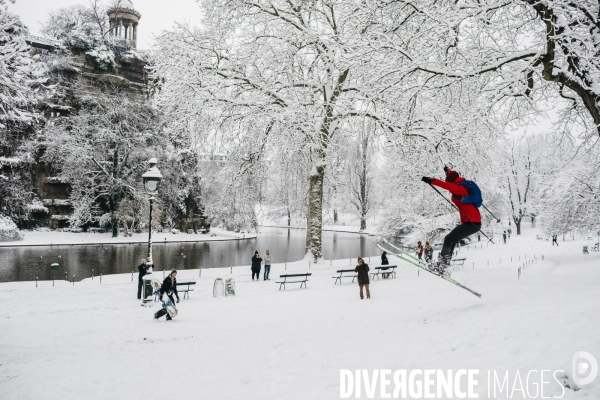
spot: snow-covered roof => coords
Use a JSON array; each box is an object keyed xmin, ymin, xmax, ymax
[{"xmin": 107, "ymin": 0, "xmax": 141, "ymax": 19}]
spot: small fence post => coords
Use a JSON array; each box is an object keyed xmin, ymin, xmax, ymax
[
  {"xmin": 309, "ymin": 260, "xmax": 311, "ymax": 269},
  {"xmin": 65, "ymin": 272, "xmax": 68, "ymax": 281},
  {"xmin": 285, "ymin": 262, "xmax": 287, "ymax": 271},
  {"xmin": 230, "ymin": 266, "xmax": 232, "ymax": 274},
  {"xmin": 199, "ymin": 268, "xmax": 201, "ymax": 277},
  {"xmin": 72, "ymin": 276, "xmax": 75, "ymax": 286},
  {"xmin": 92, "ymin": 269, "xmax": 94, "ymax": 280},
  {"xmin": 131, "ymin": 271, "xmax": 133, "ymax": 281},
  {"xmin": 36, "ymin": 277, "xmax": 38, "ymax": 287},
  {"xmin": 100, "ymin": 273, "xmax": 102, "ymax": 284},
  {"xmin": 163, "ymin": 270, "xmax": 165, "ymax": 279}
]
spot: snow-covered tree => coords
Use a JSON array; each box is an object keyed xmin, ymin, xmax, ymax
[
  {"xmin": 0, "ymin": 0, "xmax": 49, "ymax": 144},
  {"xmin": 346, "ymin": 119, "xmax": 377, "ymax": 231},
  {"xmin": 152, "ymin": 1, "xmax": 391, "ymax": 260},
  {"xmin": 42, "ymin": 88, "xmax": 161, "ymax": 237}
]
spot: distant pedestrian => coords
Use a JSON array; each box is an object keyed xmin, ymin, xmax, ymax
[
  {"xmin": 552, "ymin": 235, "xmax": 559, "ymax": 246},
  {"xmin": 381, "ymin": 251, "xmax": 389, "ymax": 265},
  {"xmin": 251, "ymin": 251, "xmax": 262, "ymax": 280},
  {"xmin": 416, "ymin": 241, "xmax": 424, "ymax": 261},
  {"xmin": 503, "ymin": 231, "xmax": 507, "ymax": 244},
  {"xmin": 137, "ymin": 259, "xmax": 149, "ymax": 299},
  {"xmin": 424, "ymin": 242, "xmax": 433, "ymax": 262},
  {"xmin": 354, "ymin": 257, "xmax": 370, "ymax": 299},
  {"xmin": 154, "ymin": 270, "xmax": 180, "ymax": 321},
  {"xmin": 507, "ymin": 228, "xmax": 512, "ymax": 239},
  {"xmin": 478, "ymin": 233, "xmax": 481, "ymax": 242},
  {"xmin": 264, "ymin": 250, "xmax": 272, "ymax": 280}
]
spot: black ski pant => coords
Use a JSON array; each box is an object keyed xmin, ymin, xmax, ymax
[
  {"xmin": 441, "ymin": 223, "xmax": 481, "ymax": 259},
  {"xmin": 137, "ymin": 280, "xmax": 143, "ymax": 299}
]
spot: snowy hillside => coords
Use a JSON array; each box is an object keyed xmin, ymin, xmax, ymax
[{"xmin": 1, "ymin": 228, "xmax": 599, "ymax": 399}]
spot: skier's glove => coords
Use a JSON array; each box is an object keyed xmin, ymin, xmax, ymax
[
  {"xmin": 443, "ymin": 165, "xmax": 450, "ymax": 173},
  {"xmin": 421, "ymin": 177, "xmax": 433, "ymax": 184}
]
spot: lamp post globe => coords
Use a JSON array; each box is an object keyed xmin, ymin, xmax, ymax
[{"xmin": 142, "ymin": 157, "xmax": 162, "ymax": 274}]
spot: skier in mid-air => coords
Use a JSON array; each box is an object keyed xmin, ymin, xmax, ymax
[{"xmin": 421, "ymin": 167, "xmax": 482, "ymax": 274}]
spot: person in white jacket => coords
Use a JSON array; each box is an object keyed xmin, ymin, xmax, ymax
[{"xmin": 264, "ymin": 250, "xmax": 273, "ymax": 280}]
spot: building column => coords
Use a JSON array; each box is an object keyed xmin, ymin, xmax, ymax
[{"xmin": 133, "ymin": 24, "xmax": 138, "ymax": 48}]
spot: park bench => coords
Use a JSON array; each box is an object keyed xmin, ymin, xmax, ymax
[
  {"xmin": 332, "ymin": 269, "xmax": 358, "ymax": 284},
  {"xmin": 176, "ymin": 281, "xmax": 197, "ymax": 299},
  {"xmin": 371, "ymin": 266, "xmax": 397, "ymax": 280},
  {"xmin": 276, "ymin": 273, "xmax": 311, "ymax": 290},
  {"xmin": 452, "ymin": 258, "xmax": 466, "ymax": 268}
]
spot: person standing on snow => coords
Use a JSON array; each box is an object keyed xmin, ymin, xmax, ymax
[
  {"xmin": 263, "ymin": 250, "xmax": 273, "ymax": 281},
  {"xmin": 421, "ymin": 167, "xmax": 482, "ymax": 271},
  {"xmin": 381, "ymin": 251, "xmax": 389, "ymax": 265},
  {"xmin": 354, "ymin": 257, "xmax": 370, "ymax": 299},
  {"xmin": 251, "ymin": 251, "xmax": 262, "ymax": 280},
  {"xmin": 424, "ymin": 242, "xmax": 433, "ymax": 262},
  {"xmin": 503, "ymin": 231, "xmax": 507, "ymax": 244},
  {"xmin": 416, "ymin": 241, "xmax": 424, "ymax": 261},
  {"xmin": 552, "ymin": 235, "xmax": 559, "ymax": 246},
  {"xmin": 155, "ymin": 269, "xmax": 180, "ymax": 321},
  {"xmin": 137, "ymin": 259, "xmax": 149, "ymax": 299}
]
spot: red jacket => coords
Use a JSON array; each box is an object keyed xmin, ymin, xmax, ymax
[{"xmin": 431, "ymin": 175, "xmax": 481, "ymax": 224}]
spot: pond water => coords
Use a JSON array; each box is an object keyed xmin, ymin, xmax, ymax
[{"xmin": 0, "ymin": 227, "xmax": 400, "ymax": 282}]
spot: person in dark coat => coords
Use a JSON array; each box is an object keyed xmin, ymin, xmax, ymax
[
  {"xmin": 251, "ymin": 251, "xmax": 262, "ymax": 280},
  {"xmin": 552, "ymin": 235, "xmax": 559, "ymax": 246},
  {"xmin": 381, "ymin": 251, "xmax": 389, "ymax": 265},
  {"xmin": 137, "ymin": 259, "xmax": 149, "ymax": 299},
  {"xmin": 354, "ymin": 257, "xmax": 370, "ymax": 299},
  {"xmin": 155, "ymin": 270, "xmax": 180, "ymax": 321}
]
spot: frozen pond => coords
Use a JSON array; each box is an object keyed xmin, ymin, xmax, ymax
[{"xmin": 0, "ymin": 227, "xmax": 393, "ymax": 282}]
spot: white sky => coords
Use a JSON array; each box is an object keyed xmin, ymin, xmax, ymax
[{"xmin": 10, "ymin": 0, "xmax": 203, "ymax": 49}]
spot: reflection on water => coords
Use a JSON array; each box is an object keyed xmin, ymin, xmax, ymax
[{"xmin": 0, "ymin": 227, "xmax": 393, "ymax": 282}]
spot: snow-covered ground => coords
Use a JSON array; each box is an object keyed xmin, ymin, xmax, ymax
[
  {"xmin": 0, "ymin": 228, "xmax": 256, "ymax": 247},
  {"xmin": 1, "ymin": 228, "xmax": 599, "ymax": 399}
]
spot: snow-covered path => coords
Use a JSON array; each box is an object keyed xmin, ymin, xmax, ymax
[
  {"xmin": 1, "ymin": 229, "xmax": 599, "ymax": 399},
  {"xmin": 0, "ymin": 228, "xmax": 256, "ymax": 247}
]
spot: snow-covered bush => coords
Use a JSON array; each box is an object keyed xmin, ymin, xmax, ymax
[{"xmin": 0, "ymin": 214, "xmax": 24, "ymax": 241}]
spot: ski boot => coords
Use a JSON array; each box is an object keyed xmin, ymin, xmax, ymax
[{"xmin": 431, "ymin": 254, "xmax": 452, "ymax": 277}]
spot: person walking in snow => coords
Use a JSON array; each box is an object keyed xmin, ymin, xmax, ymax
[
  {"xmin": 421, "ymin": 167, "xmax": 482, "ymax": 272},
  {"xmin": 354, "ymin": 257, "xmax": 370, "ymax": 299},
  {"xmin": 507, "ymin": 228, "xmax": 512, "ymax": 239},
  {"xmin": 503, "ymin": 231, "xmax": 507, "ymax": 244},
  {"xmin": 381, "ymin": 251, "xmax": 389, "ymax": 265},
  {"xmin": 552, "ymin": 235, "xmax": 559, "ymax": 246},
  {"xmin": 154, "ymin": 270, "xmax": 180, "ymax": 321},
  {"xmin": 251, "ymin": 251, "xmax": 262, "ymax": 280},
  {"xmin": 416, "ymin": 241, "xmax": 424, "ymax": 261},
  {"xmin": 137, "ymin": 259, "xmax": 149, "ymax": 300},
  {"xmin": 263, "ymin": 250, "xmax": 273, "ymax": 281}
]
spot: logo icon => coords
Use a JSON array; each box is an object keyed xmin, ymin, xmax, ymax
[{"xmin": 572, "ymin": 351, "xmax": 598, "ymax": 386}]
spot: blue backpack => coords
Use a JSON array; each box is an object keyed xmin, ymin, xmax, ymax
[{"xmin": 457, "ymin": 180, "xmax": 483, "ymax": 208}]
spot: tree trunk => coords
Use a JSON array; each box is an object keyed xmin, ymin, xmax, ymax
[
  {"xmin": 360, "ymin": 218, "xmax": 366, "ymax": 231},
  {"xmin": 111, "ymin": 214, "xmax": 119, "ymax": 237},
  {"xmin": 287, "ymin": 210, "xmax": 291, "ymax": 227},
  {"xmin": 514, "ymin": 218, "xmax": 522, "ymax": 235},
  {"xmin": 306, "ymin": 164, "xmax": 325, "ymax": 261},
  {"xmin": 333, "ymin": 209, "xmax": 338, "ymax": 224}
]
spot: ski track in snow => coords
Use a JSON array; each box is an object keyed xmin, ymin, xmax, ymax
[{"xmin": 0, "ymin": 229, "xmax": 599, "ymax": 399}]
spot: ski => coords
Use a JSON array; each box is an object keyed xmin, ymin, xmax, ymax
[{"xmin": 377, "ymin": 243, "xmax": 482, "ymax": 298}]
